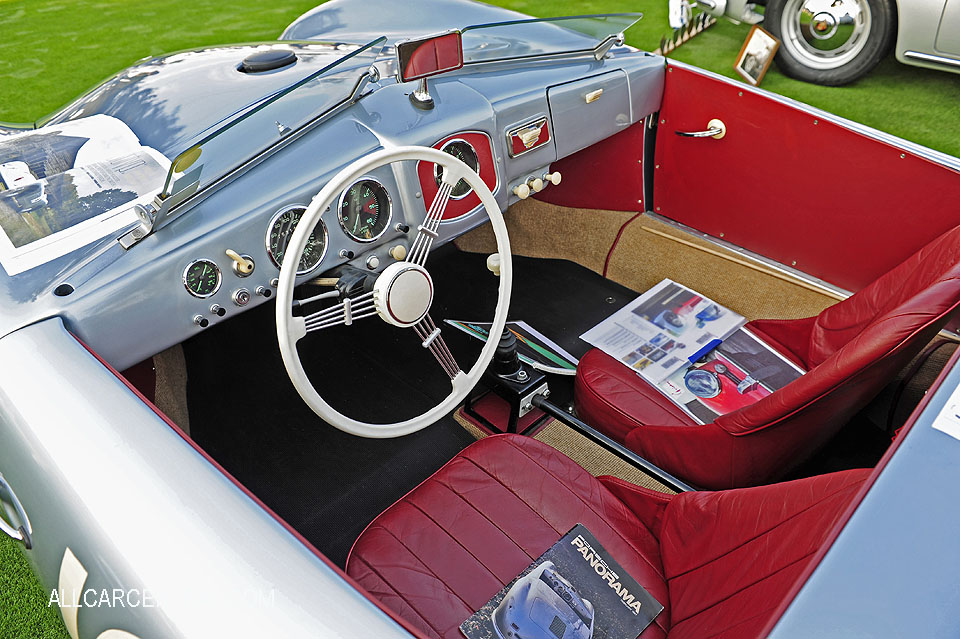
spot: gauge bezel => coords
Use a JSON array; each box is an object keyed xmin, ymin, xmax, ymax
[
  {"xmin": 265, "ymin": 204, "xmax": 330, "ymax": 275},
  {"xmin": 182, "ymin": 258, "xmax": 222, "ymax": 299},
  {"xmin": 433, "ymin": 138, "xmax": 481, "ymax": 200},
  {"xmin": 337, "ymin": 176, "xmax": 393, "ymax": 243}
]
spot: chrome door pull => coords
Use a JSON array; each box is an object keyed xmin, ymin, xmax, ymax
[
  {"xmin": 675, "ymin": 118, "xmax": 726, "ymax": 139},
  {"xmin": 0, "ymin": 472, "xmax": 32, "ymax": 549}
]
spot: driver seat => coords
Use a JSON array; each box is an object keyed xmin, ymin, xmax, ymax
[{"xmin": 347, "ymin": 434, "xmax": 869, "ymax": 639}]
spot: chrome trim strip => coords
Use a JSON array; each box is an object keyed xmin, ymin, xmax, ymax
[
  {"xmin": 644, "ymin": 211, "xmax": 853, "ymax": 299},
  {"xmin": 903, "ymin": 50, "xmax": 960, "ymax": 69},
  {"xmin": 666, "ymin": 60, "xmax": 960, "ymax": 174}
]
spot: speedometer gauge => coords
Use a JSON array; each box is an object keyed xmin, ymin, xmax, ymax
[
  {"xmin": 434, "ymin": 139, "xmax": 480, "ymax": 199},
  {"xmin": 266, "ymin": 205, "xmax": 328, "ymax": 275},
  {"xmin": 338, "ymin": 178, "xmax": 391, "ymax": 242},
  {"xmin": 183, "ymin": 259, "xmax": 221, "ymax": 298}
]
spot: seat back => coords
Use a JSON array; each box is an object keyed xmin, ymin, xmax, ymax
[
  {"xmin": 700, "ymin": 225, "xmax": 960, "ymax": 485},
  {"xmin": 719, "ymin": 224, "xmax": 960, "ymax": 440}
]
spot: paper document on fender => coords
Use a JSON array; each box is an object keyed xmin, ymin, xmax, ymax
[
  {"xmin": 580, "ymin": 279, "xmax": 745, "ymax": 384},
  {"xmin": 0, "ymin": 114, "xmax": 170, "ymax": 275}
]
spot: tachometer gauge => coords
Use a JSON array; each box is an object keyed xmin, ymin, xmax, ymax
[
  {"xmin": 266, "ymin": 205, "xmax": 328, "ymax": 275},
  {"xmin": 183, "ymin": 259, "xmax": 222, "ymax": 298},
  {"xmin": 338, "ymin": 178, "xmax": 391, "ymax": 242},
  {"xmin": 434, "ymin": 139, "xmax": 480, "ymax": 199}
]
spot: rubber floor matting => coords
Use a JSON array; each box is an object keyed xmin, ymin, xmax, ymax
[{"xmin": 183, "ymin": 246, "xmax": 636, "ymax": 565}]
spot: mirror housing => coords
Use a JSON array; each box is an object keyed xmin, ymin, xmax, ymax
[{"xmin": 396, "ymin": 31, "xmax": 464, "ymax": 83}]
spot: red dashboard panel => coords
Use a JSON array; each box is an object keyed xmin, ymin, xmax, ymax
[
  {"xmin": 654, "ymin": 63, "xmax": 960, "ymax": 291},
  {"xmin": 534, "ymin": 121, "xmax": 646, "ymax": 212},
  {"xmin": 417, "ymin": 132, "xmax": 498, "ymax": 221}
]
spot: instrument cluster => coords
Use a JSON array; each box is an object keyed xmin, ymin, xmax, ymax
[{"xmin": 179, "ymin": 132, "xmax": 498, "ymax": 329}]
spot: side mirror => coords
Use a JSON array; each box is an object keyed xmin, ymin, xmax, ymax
[{"xmin": 396, "ymin": 31, "xmax": 463, "ymax": 109}]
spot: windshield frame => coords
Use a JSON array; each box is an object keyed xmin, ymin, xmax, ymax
[{"xmin": 460, "ymin": 13, "xmax": 643, "ymax": 65}]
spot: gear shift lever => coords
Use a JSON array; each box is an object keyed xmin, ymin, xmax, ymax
[{"xmin": 493, "ymin": 329, "xmax": 527, "ymax": 381}]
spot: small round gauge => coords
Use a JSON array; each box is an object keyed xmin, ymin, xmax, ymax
[
  {"xmin": 338, "ymin": 178, "xmax": 391, "ymax": 242},
  {"xmin": 434, "ymin": 139, "xmax": 480, "ymax": 199},
  {"xmin": 183, "ymin": 259, "xmax": 222, "ymax": 298},
  {"xmin": 266, "ymin": 205, "xmax": 329, "ymax": 275}
]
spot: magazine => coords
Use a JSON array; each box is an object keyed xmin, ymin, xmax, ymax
[
  {"xmin": 446, "ymin": 320, "xmax": 579, "ymax": 374},
  {"xmin": 0, "ymin": 114, "xmax": 170, "ymax": 275},
  {"xmin": 580, "ymin": 279, "xmax": 745, "ymax": 384},
  {"xmin": 655, "ymin": 326, "xmax": 805, "ymax": 424},
  {"xmin": 460, "ymin": 524, "xmax": 663, "ymax": 639}
]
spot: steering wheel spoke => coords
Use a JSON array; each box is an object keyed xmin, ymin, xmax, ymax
[
  {"xmin": 303, "ymin": 290, "xmax": 377, "ymax": 333},
  {"xmin": 413, "ymin": 314, "xmax": 461, "ymax": 380},
  {"xmin": 408, "ymin": 180, "xmax": 454, "ymax": 267}
]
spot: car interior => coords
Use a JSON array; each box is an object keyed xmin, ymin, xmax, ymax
[{"xmin": 87, "ymin": 25, "xmax": 960, "ymax": 639}]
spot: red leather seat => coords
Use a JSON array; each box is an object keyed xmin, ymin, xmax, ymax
[
  {"xmin": 576, "ymin": 225, "xmax": 960, "ymax": 488},
  {"xmin": 347, "ymin": 434, "xmax": 869, "ymax": 639}
]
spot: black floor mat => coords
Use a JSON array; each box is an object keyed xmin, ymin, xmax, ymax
[{"xmin": 183, "ymin": 246, "xmax": 635, "ymax": 566}]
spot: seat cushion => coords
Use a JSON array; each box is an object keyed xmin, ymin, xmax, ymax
[
  {"xmin": 346, "ymin": 434, "xmax": 671, "ymax": 639},
  {"xmin": 575, "ymin": 349, "xmax": 698, "ymax": 443}
]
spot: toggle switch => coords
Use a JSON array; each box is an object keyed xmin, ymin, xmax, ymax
[{"xmin": 225, "ymin": 249, "xmax": 254, "ymax": 277}]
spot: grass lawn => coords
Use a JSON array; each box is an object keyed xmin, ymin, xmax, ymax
[{"xmin": 0, "ymin": 0, "xmax": 956, "ymax": 636}]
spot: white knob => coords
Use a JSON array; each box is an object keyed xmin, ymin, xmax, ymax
[
  {"xmin": 512, "ymin": 183, "xmax": 531, "ymax": 200},
  {"xmin": 388, "ymin": 245, "xmax": 407, "ymax": 261},
  {"xmin": 527, "ymin": 177, "xmax": 545, "ymax": 192},
  {"xmin": 486, "ymin": 253, "xmax": 501, "ymax": 276},
  {"xmin": 544, "ymin": 171, "xmax": 562, "ymax": 186}
]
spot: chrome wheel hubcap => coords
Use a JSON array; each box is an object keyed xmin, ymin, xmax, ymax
[{"xmin": 782, "ymin": 0, "xmax": 872, "ymax": 69}]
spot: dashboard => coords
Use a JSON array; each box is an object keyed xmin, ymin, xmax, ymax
[{"xmin": 8, "ymin": 49, "xmax": 665, "ymax": 371}]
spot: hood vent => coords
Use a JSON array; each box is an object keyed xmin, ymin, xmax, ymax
[{"xmin": 239, "ymin": 49, "xmax": 297, "ymax": 73}]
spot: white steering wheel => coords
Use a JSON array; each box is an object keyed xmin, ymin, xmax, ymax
[{"xmin": 276, "ymin": 145, "xmax": 512, "ymax": 438}]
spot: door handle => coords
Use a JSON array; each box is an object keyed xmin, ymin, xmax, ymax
[
  {"xmin": 0, "ymin": 472, "xmax": 32, "ymax": 549},
  {"xmin": 675, "ymin": 118, "xmax": 726, "ymax": 139}
]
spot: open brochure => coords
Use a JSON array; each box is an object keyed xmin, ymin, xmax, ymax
[
  {"xmin": 656, "ymin": 326, "xmax": 804, "ymax": 424},
  {"xmin": 460, "ymin": 524, "xmax": 663, "ymax": 639},
  {"xmin": 446, "ymin": 320, "xmax": 579, "ymax": 374},
  {"xmin": 0, "ymin": 114, "xmax": 170, "ymax": 275},
  {"xmin": 581, "ymin": 279, "xmax": 746, "ymax": 384}
]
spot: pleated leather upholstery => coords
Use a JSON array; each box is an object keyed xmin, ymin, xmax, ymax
[
  {"xmin": 347, "ymin": 434, "xmax": 869, "ymax": 639},
  {"xmin": 575, "ymin": 224, "xmax": 960, "ymax": 488}
]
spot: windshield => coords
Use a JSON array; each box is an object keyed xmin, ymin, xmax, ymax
[
  {"xmin": 159, "ymin": 37, "xmax": 386, "ymax": 205},
  {"xmin": 461, "ymin": 14, "xmax": 642, "ymax": 64}
]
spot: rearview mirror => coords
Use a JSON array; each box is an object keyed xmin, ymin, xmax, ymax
[{"xmin": 396, "ymin": 31, "xmax": 464, "ymax": 83}]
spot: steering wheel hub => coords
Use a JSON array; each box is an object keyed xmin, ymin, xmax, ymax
[{"xmin": 373, "ymin": 261, "xmax": 435, "ymax": 327}]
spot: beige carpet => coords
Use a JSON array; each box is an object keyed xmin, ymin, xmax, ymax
[{"xmin": 456, "ymin": 199, "xmax": 838, "ymax": 321}]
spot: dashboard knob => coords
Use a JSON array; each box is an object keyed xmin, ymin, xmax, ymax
[
  {"xmin": 389, "ymin": 245, "xmax": 407, "ymax": 261},
  {"xmin": 527, "ymin": 177, "xmax": 544, "ymax": 192},
  {"xmin": 513, "ymin": 183, "xmax": 531, "ymax": 200},
  {"xmin": 366, "ymin": 255, "xmax": 381, "ymax": 270},
  {"xmin": 486, "ymin": 253, "xmax": 501, "ymax": 276},
  {"xmin": 193, "ymin": 315, "xmax": 209, "ymax": 328},
  {"xmin": 255, "ymin": 286, "xmax": 272, "ymax": 298},
  {"xmin": 543, "ymin": 171, "xmax": 562, "ymax": 186},
  {"xmin": 232, "ymin": 288, "xmax": 251, "ymax": 307},
  {"xmin": 339, "ymin": 249, "xmax": 355, "ymax": 260},
  {"xmin": 210, "ymin": 304, "xmax": 226, "ymax": 317}
]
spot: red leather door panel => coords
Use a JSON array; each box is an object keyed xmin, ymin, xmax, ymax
[{"xmin": 653, "ymin": 63, "xmax": 960, "ymax": 291}]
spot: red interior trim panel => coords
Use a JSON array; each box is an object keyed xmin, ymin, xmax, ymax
[{"xmin": 653, "ymin": 63, "xmax": 960, "ymax": 291}]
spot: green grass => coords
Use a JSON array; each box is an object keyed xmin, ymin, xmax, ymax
[
  {"xmin": 0, "ymin": 536, "xmax": 67, "ymax": 639},
  {"xmin": 0, "ymin": 0, "xmax": 957, "ymax": 636}
]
